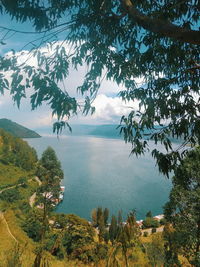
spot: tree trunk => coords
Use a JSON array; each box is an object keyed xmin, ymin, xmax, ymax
[{"xmin": 122, "ymin": 0, "xmax": 200, "ymax": 45}]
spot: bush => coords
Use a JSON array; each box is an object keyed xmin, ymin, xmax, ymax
[
  {"xmin": 18, "ymin": 200, "xmax": 30, "ymax": 214},
  {"xmin": 152, "ymin": 227, "xmax": 157, "ymax": 234},
  {"xmin": 18, "ymin": 177, "xmax": 28, "ymax": 188},
  {"xmin": 143, "ymin": 231, "xmax": 148, "ymax": 237},
  {"xmin": 0, "ymin": 188, "xmax": 21, "ymax": 203},
  {"xmin": 142, "ymin": 217, "xmax": 159, "ymax": 229},
  {"xmin": 160, "ymin": 218, "xmax": 166, "ymax": 225},
  {"xmin": 95, "ymin": 243, "xmax": 108, "ymax": 260},
  {"xmin": 22, "ymin": 211, "xmax": 42, "ymax": 241}
]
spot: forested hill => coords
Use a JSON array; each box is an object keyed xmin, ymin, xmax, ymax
[
  {"xmin": 0, "ymin": 118, "xmax": 40, "ymax": 138},
  {"xmin": 0, "ymin": 129, "xmax": 37, "ymax": 171}
]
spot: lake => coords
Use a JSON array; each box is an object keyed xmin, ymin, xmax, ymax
[{"xmin": 26, "ymin": 136, "xmax": 171, "ymax": 221}]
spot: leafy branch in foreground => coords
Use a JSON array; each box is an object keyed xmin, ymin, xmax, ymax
[{"xmin": 0, "ymin": 0, "xmax": 199, "ymax": 174}]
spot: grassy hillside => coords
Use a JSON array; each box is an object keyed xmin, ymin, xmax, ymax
[
  {"xmin": 0, "ymin": 210, "xmax": 77, "ymax": 267},
  {"xmin": 0, "ymin": 118, "xmax": 40, "ymax": 138},
  {"xmin": 0, "ymin": 162, "xmax": 32, "ymax": 190}
]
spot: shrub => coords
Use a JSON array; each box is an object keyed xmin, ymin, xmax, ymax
[
  {"xmin": 143, "ymin": 231, "xmax": 148, "ymax": 237},
  {"xmin": 0, "ymin": 188, "xmax": 21, "ymax": 203},
  {"xmin": 160, "ymin": 218, "xmax": 166, "ymax": 225},
  {"xmin": 142, "ymin": 217, "xmax": 159, "ymax": 229},
  {"xmin": 152, "ymin": 227, "xmax": 157, "ymax": 234}
]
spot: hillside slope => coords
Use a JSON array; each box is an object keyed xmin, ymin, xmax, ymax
[{"xmin": 0, "ymin": 118, "xmax": 40, "ymax": 138}]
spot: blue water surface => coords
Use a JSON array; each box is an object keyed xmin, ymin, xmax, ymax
[{"xmin": 26, "ymin": 136, "xmax": 171, "ymax": 220}]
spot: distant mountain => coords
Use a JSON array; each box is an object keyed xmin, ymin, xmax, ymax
[
  {"xmin": 0, "ymin": 118, "xmax": 41, "ymax": 138},
  {"xmin": 35, "ymin": 124, "xmax": 183, "ymax": 144},
  {"xmin": 89, "ymin": 125, "xmax": 121, "ymax": 138},
  {"xmin": 35, "ymin": 124, "xmax": 122, "ymax": 139}
]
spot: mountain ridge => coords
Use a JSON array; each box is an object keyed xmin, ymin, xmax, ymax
[{"xmin": 0, "ymin": 118, "xmax": 41, "ymax": 138}]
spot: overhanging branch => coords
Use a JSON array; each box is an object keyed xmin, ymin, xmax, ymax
[{"xmin": 122, "ymin": 0, "xmax": 200, "ymax": 45}]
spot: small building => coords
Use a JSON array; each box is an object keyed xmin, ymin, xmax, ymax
[
  {"xmin": 60, "ymin": 186, "xmax": 65, "ymax": 192},
  {"xmin": 136, "ymin": 220, "xmax": 143, "ymax": 227},
  {"xmin": 59, "ymin": 185, "xmax": 65, "ymax": 202},
  {"xmin": 153, "ymin": 214, "xmax": 164, "ymax": 221}
]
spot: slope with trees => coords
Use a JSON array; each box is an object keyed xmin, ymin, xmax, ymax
[
  {"xmin": 0, "ymin": 118, "xmax": 41, "ymax": 138},
  {"xmin": 164, "ymin": 147, "xmax": 200, "ymax": 266},
  {"xmin": 0, "ymin": 128, "xmax": 38, "ymax": 171}
]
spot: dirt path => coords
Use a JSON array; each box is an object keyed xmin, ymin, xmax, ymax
[
  {"xmin": 34, "ymin": 176, "xmax": 42, "ymax": 186},
  {"xmin": 29, "ymin": 176, "xmax": 41, "ymax": 207},
  {"xmin": 0, "ymin": 184, "xmax": 19, "ymax": 194},
  {"xmin": 0, "ymin": 176, "xmax": 42, "ymax": 195},
  {"xmin": 141, "ymin": 226, "xmax": 164, "ymax": 235},
  {"xmin": 29, "ymin": 192, "xmax": 37, "ymax": 208},
  {"xmin": 0, "ymin": 212, "xmax": 18, "ymax": 243}
]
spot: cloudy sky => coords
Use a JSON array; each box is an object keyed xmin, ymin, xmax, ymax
[{"xmin": 0, "ymin": 14, "xmax": 140, "ymax": 131}]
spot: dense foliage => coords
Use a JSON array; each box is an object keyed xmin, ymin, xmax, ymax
[
  {"xmin": 0, "ymin": 1, "xmax": 199, "ymax": 175},
  {"xmin": 36, "ymin": 146, "xmax": 63, "ymax": 211},
  {"xmin": 142, "ymin": 212, "xmax": 159, "ymax": 229},
  {"xmin": 0, "ymin": 129, "xmax": 37, "ymax": 170},
  {"xmin": 0, "ymin": 187, "xmax": 21, "ymax": 203},
  {"xmin": 164, "ymin": 147, "xmax": 200, "ymax": 266},
  {"xmin": 22, "ymin": 209, "xmax": 43, "ymax": 242},
  {"xmin": 34, "ymin": 147, "xmax": 64, "ymax": 266}
]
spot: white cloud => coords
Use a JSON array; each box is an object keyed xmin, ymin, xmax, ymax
[
  {"xmin": 1, "ymin": 41, "xmax": 145, "ymax": 127},
  {"xmin": 93, "ymin": 94, "xmax": 138, "ymax": 120},
  {"xmin": 70, "ymin": 94, "xmax": 140, "ymax": 125}
]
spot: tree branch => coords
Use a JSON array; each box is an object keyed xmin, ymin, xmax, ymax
[{"xmin": 122, "ymin": 0, "xmax": 200, "ymax": 45}]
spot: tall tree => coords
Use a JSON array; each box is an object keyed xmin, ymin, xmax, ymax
[
  {"xmin": 98, "ymin": 213, "xmax": 106, "ymax": 243},
  {"xmin": 115, "ymin": 211, "xmax": 140, "ymax": 267},
  {"xmin": 0, "ymin": 1, "xmax": 199, "ymax": 174},
  {"xmin": 164, "ymin": 147, "xmax": 200, "ymax": 266},
  {"xmin": 146, "ymin": 211, "xmax": 152, "ymax": 218},
  {"xmin": 103, "ymin": 207, "xmax": 109, "ymax": 226},
  {"xmin": 91, "ymin": 208, "xmax": 97, "ymax": 227},
  {"xmin": 109, "ymin": 215, "xmax": 118, "ymax": 245},
  {"xmin": 96, "ymin": 207, "xmax": 103, "ymax": 227},
  {"xmin": 35, "ymin": 146, "xmax": 63, "ymax": 266},
  {"xmin": 118, "ymin": 210, "xmax": 123, "ymax": 225}
]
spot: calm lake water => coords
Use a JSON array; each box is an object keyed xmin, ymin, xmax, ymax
[{"xmin": 26, "ymin": 136, "xmax": 171, "ymax": 220}]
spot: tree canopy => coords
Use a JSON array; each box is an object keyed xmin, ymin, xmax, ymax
[
  {"xmin": 0, "ymin": 0, "xmax": 199, "ymax": 174},
  {"xmin": 164, "ymin": 147, "xmax": 200, "ymax": 266},
  {"xmin": 36, "ymin": 146, "xmax": 63, "ymax": 210}
]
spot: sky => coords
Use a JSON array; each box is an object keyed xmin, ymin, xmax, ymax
[{"xmin": 0, "ymin": 13, "xmax": 141, "ymax": 131}]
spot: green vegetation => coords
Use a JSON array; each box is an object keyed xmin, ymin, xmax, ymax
[
  {"xmin": 0, "ymin": 129, "xmax": 38, "ymax": 213},
  {"xmin": 53, "ymin": 213, "xmax": 96, "ymax": 263},
  {"xmin": 33, "ymin": 147, "xmax": 64, "ymax": 266},
  {"xmin": 145, "ymin": 234, "xmax": 165, "ymax": 267},
  {"xmin": 0, "ymin": 1, "xmax": 199, "ymax": 176},
  {"xmin": 0, "ymin": 129, "xmax": 37, "ymax": 171},
  {"xmin": 0, "ymin": 125, "xmax": 196, "ymax": 266},
  {"xmin": 0, "ymin": 162, "xmax": 31, "ymax": 190},
  {"xmin": 142, "ymin": 212, "xmax": 160, "ymax": 229},
  {"xmin": 0, "ymin": 4, "xmax": 199, "ymax": 265},
  {"xmin": 0, "ymin": 118, "xmax": 40, "ymax": 138},
  {"xmin": 164, "ymin": 147, "xmax": 200, "ymax": 266}
]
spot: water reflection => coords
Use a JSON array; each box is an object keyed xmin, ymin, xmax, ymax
[{"xmin": 26, "ymin": 136, "xmax": 171, "ymax": 220}]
